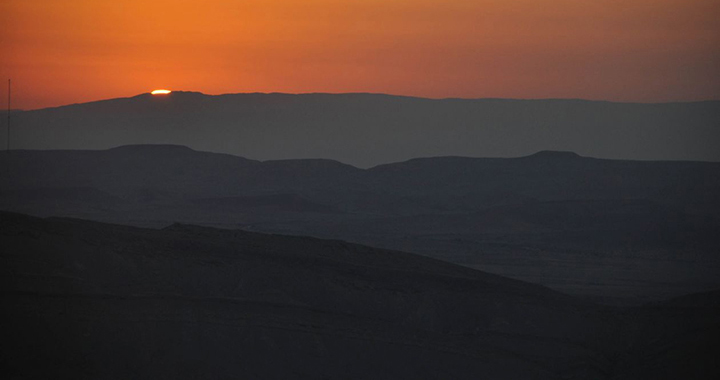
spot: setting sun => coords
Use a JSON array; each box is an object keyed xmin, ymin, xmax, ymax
[
  {"xmin": 2, "ymin": 0, "xmax": 719, "ymax": 109},
  {"xmin": 1, "ymin": 1, "xmax": 717, "ymax": 376}
]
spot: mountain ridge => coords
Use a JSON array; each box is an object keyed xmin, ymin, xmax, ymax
[
  {"xmin": 2, "ymin": 144, "xmax": 719, "ymax": 300},
  {"xmin": 6, "ymin": 93, "xmax": 719, "ymax": 167},
  {"xmin": 15, "ymin": 91, "xmax": 720, "ymax": 113},
  {"xmin": 12, "ymin": 144, "xmax": 720, "ymax": 167}
]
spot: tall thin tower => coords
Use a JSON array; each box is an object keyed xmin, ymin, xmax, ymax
[{"xmin": 6, "ymin": 79, "xmax": 10, "ymax": 152}]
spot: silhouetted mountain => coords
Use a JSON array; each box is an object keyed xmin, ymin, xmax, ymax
[
  {"xmin": 2, "ymin": 212, "xmax": 718, "ymax": 379},
  {"xmin": 3, "ymin": 145, "xmax": 720, "ymax": 212},
  {"xmin": 4, "ymin": 92, "xmax": 719, "ymax": 167},
  {"xmin": 2, "ymin": 146, "xmax": 719, "ymax": 301},
  {"xmin": 523, "ymin": 150, "xmax": 583, "ymax": 160}
]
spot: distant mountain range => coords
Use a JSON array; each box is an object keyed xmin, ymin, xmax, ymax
[
  {"xmin": 2, "ymin": 145, "xmax": 719, "ymax": 301},
  {"xmin": 3, "ymin": 93, "xmax": 717, "ymax": 378},
  {"xmin": 4, "ymin": 92, "xmax": 719, "ymax": 167}
]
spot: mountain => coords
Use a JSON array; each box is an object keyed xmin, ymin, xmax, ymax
[
  {"xmin": 4, "ymin": 92, "xmax": 719, "ymax": 167},
  {"xmin": 3, "ymin": 145, "xmax": 719, "ymax": 214},
  {"xmin": 2, "ymin": 146, "xmax": 719, "ymax": 302},
  {"xmin": 2, "ymin": 211, "xmax": 718, "ymax": 379}
]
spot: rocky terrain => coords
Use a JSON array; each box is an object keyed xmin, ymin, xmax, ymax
[{"xmin": 2, "ymin": 212, "xmax": 718, "ymax": 379}]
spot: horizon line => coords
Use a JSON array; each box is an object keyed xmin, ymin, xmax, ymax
[
  {"xmin": 6, "ymin": 144, "xmax": 720, "ymax": 168},
  {"xmin": 11, "ymin": 90, "xmax": 720, "ymax": 112}
]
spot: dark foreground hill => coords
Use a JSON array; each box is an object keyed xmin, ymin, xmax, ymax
[
  {"xmin": 2, "ymin": 212, "xmax": 718, "ymax": 379},
  {"xmin": 2, "ymin": 146, "xmax": 719, "ymax": 301},
  {"xmin": 4, "ymin": 92, "xmax": 720, "ymax": 167}
]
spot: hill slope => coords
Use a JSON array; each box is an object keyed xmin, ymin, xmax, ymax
[
  {"xmin": 2, "ymin": 212, "xmax": 718, "ymax": 379},
  {"xmin": 2, "ymin": 146, "xmax": 719, "ymax": 300},
  {"xmin": 1, "ymin": 212, "xmax": 602, "ymax": 379}
]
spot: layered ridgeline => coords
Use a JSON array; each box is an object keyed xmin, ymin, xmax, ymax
[
  {"xmin": 2, "ymin": 212, "xmax": 718, "ymax": 379},
  {"xmin": 2, "ymin": 146, "xmax": 719, "ymax": 301},
  {"xmin": 4, "ymin": 92, "xmax": 720, "ymax": 167}
]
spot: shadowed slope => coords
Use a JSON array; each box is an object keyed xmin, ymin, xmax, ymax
[
  {"xmin": 2, "ymin": 212, "xmax": 718, "ymax": 379},
  {"xmin": 2, "ymin": 146, "xmax": 719, "ymax": 300},
  {"xmin": 2, "ymin": 211, "xmax": 609, "ymax": 379}
]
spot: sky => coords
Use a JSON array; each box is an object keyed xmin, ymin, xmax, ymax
[{"xmin": 1, "ymin": 0, "xmax": 719, "ymax": 109}]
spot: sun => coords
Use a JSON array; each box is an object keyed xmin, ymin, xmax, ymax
[{"xmin": 151, "ymin": 89, "xmax": 172, "ymax": 95}]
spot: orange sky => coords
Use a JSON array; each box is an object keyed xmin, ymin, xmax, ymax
[{"xmin": 2, "ymin": 0, "xmax": 719, "ymax": 109}]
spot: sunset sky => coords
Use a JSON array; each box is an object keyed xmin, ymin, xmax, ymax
[{"xmin": 2, "ymin": 0, "xmax": 719, "ymax": 109}]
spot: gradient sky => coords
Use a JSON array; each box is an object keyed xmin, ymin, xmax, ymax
[{"xmin": 2, "ymin": 0, "xmax": 719, "ymax": 109}]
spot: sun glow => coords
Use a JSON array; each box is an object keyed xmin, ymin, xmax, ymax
[{"xmin": 151, "ymin": 89, "xmax": 172, "ymax": 95}]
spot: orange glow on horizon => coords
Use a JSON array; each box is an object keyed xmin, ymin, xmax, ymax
[
  {"xmin": 151, "ymin": 90, "xmax": 172, "ymax": 95},
  {"xmin": 1, "ymin": 0, "xmax": 719, "ymax": 109}
]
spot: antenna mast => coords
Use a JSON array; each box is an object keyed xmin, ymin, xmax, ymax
[{"xmin": 6, "ymin": 79, "xmax": 9, "ymax": 152}]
